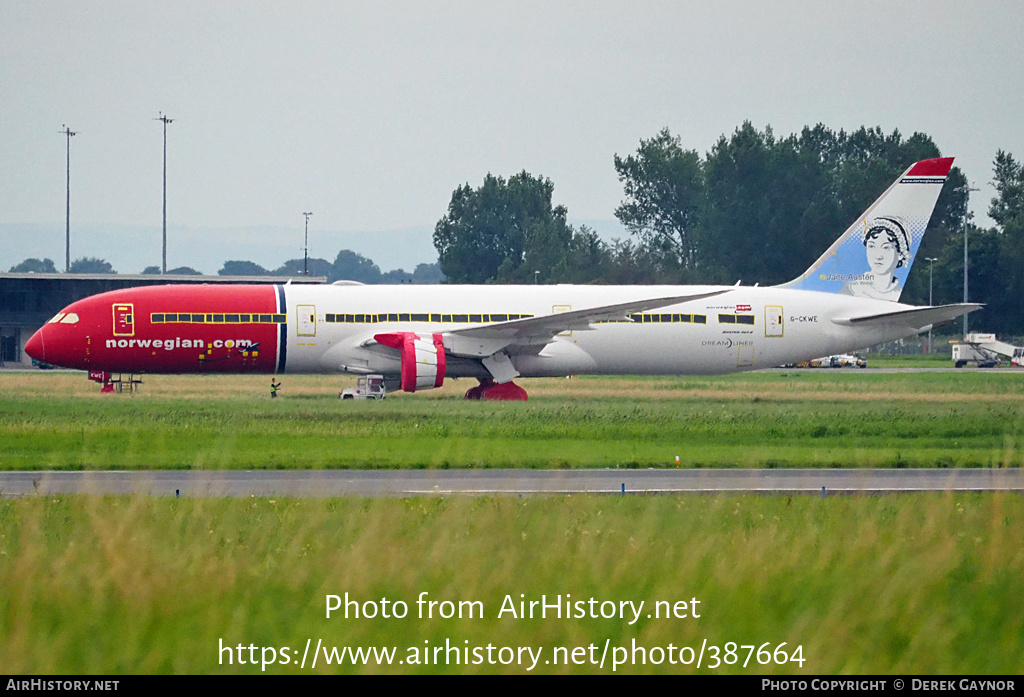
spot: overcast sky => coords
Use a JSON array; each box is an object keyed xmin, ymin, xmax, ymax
[{"xmin": 2, "ymin": 1, "xmax": 1022, "ymax": 273}]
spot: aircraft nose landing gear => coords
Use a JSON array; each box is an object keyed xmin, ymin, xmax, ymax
[{"xmin": 464, "ymin": 378, "xmax": 528, "ymax": 401}]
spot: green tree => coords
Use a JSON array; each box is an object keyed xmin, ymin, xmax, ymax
[
  {"xmin": 701, "ymin": 124, "xmax": 956, "ymax": 288},
  {"xmin": 994, "ymin": 214, "xmax": 1024, "ymax": 334},
  {"xmin": 434, "ymin": 171, "xmax": 575, "ymax": 283},
  {"xmin": 68, "ymin": 257, "xmax": 115, "ymax": 274},
  {"xmin": 614, "ymin": 129, "xmax": 703, "ymax": 271},
  {"xmin": 601, "ymin": 238, "xmax": 675, "ymax": 284},
  {"xmin": 935, "ymin": 224, "xmax": 1003, "ymax": 331},
  {"xmin": 551, "ymin": 226, "xmax": 618, "ymax": 284},
  {"xmin": 167, "ymin": 266, "xmax": 201, "ymax": 275},
  {"xmin": 275, "ymin": 258, "xmax": 332, "ymax": 278},
  {"xmin": 697, "ymin": 122, "xmax": 803, "ymax": 284},
  {"xmin": 9, "ymin": 258, "xmax": 57, "ymax": 273},
  {"xmin": 380, "ymin": 269, "xmax": 412, "ymax": 284},
  {"xmin": 986, "ymin": 151, "xmax": 1024, "ymax": 333},
  {"xmin": 411, "ymin": 262, "xmax": 445, "ymax": 284},
  {"xmin": 989, "ymin": 150, "xmax": 1024, "ymax": 229},
  {"xmin": 500, "ymin": 215, "xmax": 574, "ymax": 283},
  {"xmin": 330, "ymin": 250, "xmax": 382, "ymax": 284},
  {"xmin": 219, "ymin": 260, "xmax": 270, "ymax": 276},
  {"xmin": 614, "ymin": 123, "xmax": 963, "ymax": 291}
]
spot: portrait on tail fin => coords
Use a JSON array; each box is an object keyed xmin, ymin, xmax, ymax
[
  {"xmin": 843, "ymin": 216, "xmax": 911, "ymax": 300},
  {"xmin": 779, "ymin": 157, "xmax": 952, "ymax": 302}
]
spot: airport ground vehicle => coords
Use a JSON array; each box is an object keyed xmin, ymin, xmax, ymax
[
  {"xmin": 789, "ymin": 354, "xmax": 866, "ymax": 369},
  {"xmin": 340, "ymin": 374, "xmax": 386, "ymax": 400},
  {"xmin": 952, "ymin": 333, "xmax": 1023, "ymax": 368},
  {"xmin": 828, "ymin": 354, "xmax": 867, "ymax": 368}
]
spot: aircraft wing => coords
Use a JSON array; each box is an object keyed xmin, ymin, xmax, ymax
[
  {"xmin": 443, "ymin": 289, "xmax": 728, "ymax": 358},
  {"xmin": 832, "ymin": 303, "xmax": 982, "ymax": 330}
]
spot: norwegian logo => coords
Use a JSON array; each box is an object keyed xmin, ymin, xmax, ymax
[{"xmin": 105, "ymin": 337, "xmax": 255, "ymax": 351}]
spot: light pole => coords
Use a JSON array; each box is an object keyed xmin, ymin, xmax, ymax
[
  {"xmin": 60, "ymin": 125, "xmax": 77, "ymax": 272},
  {"xmin": 926, "ymin": 257, "xmax": 937, "ymax": 354},
  {"xmin": 302, "ymin": 212, "xmax": 313, "ymax": 275},
  {"xmin": 957, "ymin": 180, "xmax": 979, "ymax": 335},
  {"xmin": 156, "ymin": 112, "xmax": 173, "ymax": 274}
]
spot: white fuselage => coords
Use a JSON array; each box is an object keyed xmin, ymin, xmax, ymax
[{"xmin": 278, "ymin": 284, "xmax": 912, "ymax": 377}]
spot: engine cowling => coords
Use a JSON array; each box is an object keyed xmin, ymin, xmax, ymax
[{"xmin": 373, "ymin": 332, "xmax": 446, "ymax": 392}]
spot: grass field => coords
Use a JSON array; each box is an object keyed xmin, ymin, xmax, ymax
[
  {"xmin": 0, "ymin": 493, "xmax": 1021, "ymax": 674},
  {"xmin": 2, "ymin": 369, "xmax": 1022, "ymax": 674},
  {"xmin": 1, "ymin": 370, "xmax": 1022, "ymax": 470},
  {"xmin": 859, "ymin": 353, "xmax": 954, "ymax": 368}
]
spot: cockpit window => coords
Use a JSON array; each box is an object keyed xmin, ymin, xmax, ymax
[
  {"xmin": 60, "ymin": 313, "xmax": 80, "ymax": 324},
  {"xmin": 47, "ymin": 312, "xmax": 66, "ymax": 324}
]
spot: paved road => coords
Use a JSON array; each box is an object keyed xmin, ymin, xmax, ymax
[
  {"xmin": 1, "ymin": 469, "xmax": 1022, "ymax": 498},
  {"xmin": 767, "ymin": 367, "xmax": 1024, "ymax": 374}
]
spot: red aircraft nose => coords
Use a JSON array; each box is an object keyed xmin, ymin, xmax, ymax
[
  {"xmin": 25, "ymin": 319, "xmax": 87, "ymax": 370},
  {"xmin": 25, "ymin": 327, "xmax": 46, "ymax": 363}
]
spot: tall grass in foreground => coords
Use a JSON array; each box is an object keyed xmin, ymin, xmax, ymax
[{"xmin": 1, "ymin": 494, "xmax": 1021, "ymax": 674}]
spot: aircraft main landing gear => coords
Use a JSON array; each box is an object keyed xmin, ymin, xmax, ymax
[{"xmin": 464, "ymin": 378, "xmax": 528, "ymax": 401}]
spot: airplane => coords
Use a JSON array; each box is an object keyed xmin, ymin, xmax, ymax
[{"xmin": 25, "ymin": 157, "xmax": 979, "ymax": 400}]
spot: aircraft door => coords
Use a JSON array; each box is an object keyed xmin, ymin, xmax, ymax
[
  {"xmin": 297, "ymin": 304, "xmax": 316, "ymax": 337},
  {"xmin": 765, "ymin": 305, "xmax": 784, "ymax": 337},
  {"xmin": 112, "ymin": 303, "xmax": 134, "ymax": 337}
]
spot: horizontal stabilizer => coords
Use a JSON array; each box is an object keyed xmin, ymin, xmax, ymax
[{"xmin": 832, "ymin": 303, "xmax": 982, "ymax": 330}]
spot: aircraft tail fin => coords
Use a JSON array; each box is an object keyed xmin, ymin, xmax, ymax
[{"xmin": 779, "ymin": 157, "xmax": 954, "ymax": 302}]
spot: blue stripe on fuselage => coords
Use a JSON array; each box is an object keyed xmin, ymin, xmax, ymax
[{"xmin": 276, "ymin": 285, "xmax": 287, "ymax": 373}]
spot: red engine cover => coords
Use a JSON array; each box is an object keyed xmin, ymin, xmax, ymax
[{"xmin": 374, "ymin": 332, "xmax": 446, "ymax": 392}]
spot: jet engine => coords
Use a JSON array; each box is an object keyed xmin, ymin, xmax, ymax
[{"xmin": 373, "ymin": 332, "xmax": 446, "ymax": 392}]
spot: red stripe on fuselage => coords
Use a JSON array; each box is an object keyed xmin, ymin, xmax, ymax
[{"xmin": 38, "ymin": 285, "xmax": 281, "ymax": 374}]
